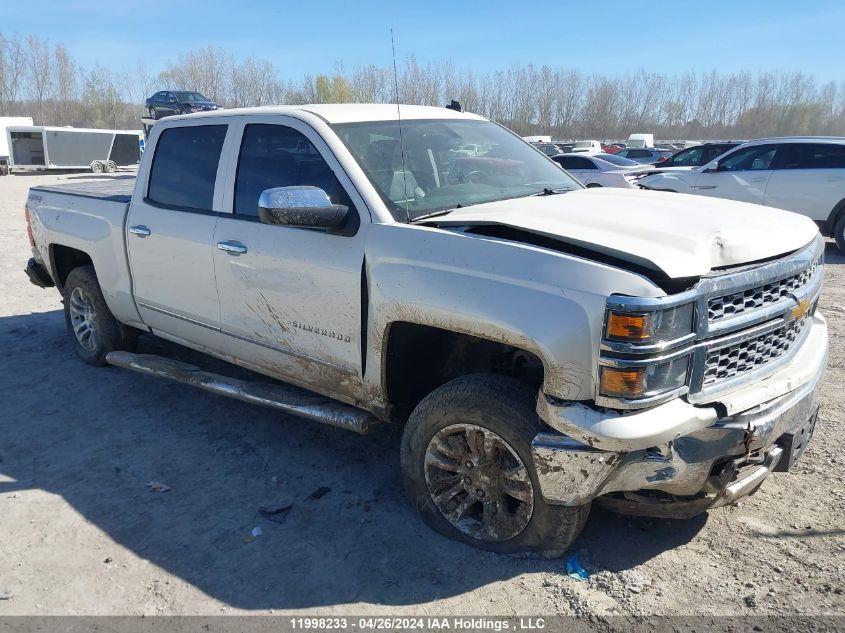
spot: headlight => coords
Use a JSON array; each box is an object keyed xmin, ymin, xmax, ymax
[
  {"xmin": 605, "ymin": 302, "xmax": 694, "ymax": 344},
  {"xmin": 598, "ymin": 296, "xmax": 696, "ymax": 407},
  {"xmin": 599, "ymin": 355, "xmax": 690, "ymax": 400}
]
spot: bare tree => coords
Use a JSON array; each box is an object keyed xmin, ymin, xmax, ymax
[
  {"xmin": 53, "ymin": 43, "xmax": 76, "ymax": 125},
  {"xmin": 27, "ymin": 36, "xmax": 53, "ymax": 124}
]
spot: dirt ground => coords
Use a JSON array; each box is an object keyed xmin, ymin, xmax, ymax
[{"xmin": 0, "ymin": 171, "xmax": 843, "ymax": 618}]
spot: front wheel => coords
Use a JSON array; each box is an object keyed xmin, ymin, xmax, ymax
[
  {"xmin": 400, "ymin": 374, "xmax": 590, "ymax": 556},
  {"xmin": 585, "ymin": 183, "xmax": 602, "ymax": 188},
  {"xmin": 63, "ymin": 265, "xmax": 136, "ymax": 365},
  {"xmin": 90, "ymin": 161, "xmax": 104, "ymax": 174}
]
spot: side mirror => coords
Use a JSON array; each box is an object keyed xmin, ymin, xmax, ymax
[
  {"xmin": 703, "ymin": 160, "xmax": 720, "ymax": 173},
  {"xmin": 258, "ymin": 186, "xmax": 357, "ymax": 236}
]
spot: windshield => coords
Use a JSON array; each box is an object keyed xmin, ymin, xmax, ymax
[
  {"xmin": 595, "ymin": 153, "xmax": 640, "ymax": 167},
  {"xmin": 332, "ymin": 119, "xmax": 581, "ymax": 221},
  {"xmin": 175, "ymin": 92, "xmax": 207, "ymax": 102},
  {"xmin": 573, "ymin": 141, "xmax": 593, "ymax": 148}
]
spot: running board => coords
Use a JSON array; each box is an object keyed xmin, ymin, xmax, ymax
[{"xmin": 105, "ymin": 351, "xmax": 379, "ymax": 434}]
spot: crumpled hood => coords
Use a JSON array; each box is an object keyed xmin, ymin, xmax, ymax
[{"xmin": 433, "ymin": 188, "xmax": 819, "ymax": 279}]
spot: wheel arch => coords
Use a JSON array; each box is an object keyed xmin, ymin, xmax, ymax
[
  {"xmin": 382, "ymin": 321, "xmax": 546, "ymax": 422},
  {"xmin": 49, "ymin": 244, "xmax": 93, "ymax": 295}
]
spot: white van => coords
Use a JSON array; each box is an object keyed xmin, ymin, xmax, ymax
[
  {"xmin": 571, "ymin": 140, "xmax": 602, "ymax": 154},
  {"xmin": 627, "ymin": 133, "xmax": 654, "ymax": 149}
]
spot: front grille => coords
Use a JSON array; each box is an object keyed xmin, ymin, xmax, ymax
[
  {"xmin": 708, "ymin": 259, "xmax": 819, "ymax": 322},
  {"xmin": 702, "ymin": 318, "xmax": 807, "ymax": 386}
]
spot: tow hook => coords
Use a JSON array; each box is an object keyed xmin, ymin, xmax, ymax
[{"xmin": 743, "ymin": 421, "xmax": 756, "ymax": 457}]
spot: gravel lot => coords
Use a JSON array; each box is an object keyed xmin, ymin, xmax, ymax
[{"xmin": 0, "ymin": 171, "xmax": 843, "ymax": 617}]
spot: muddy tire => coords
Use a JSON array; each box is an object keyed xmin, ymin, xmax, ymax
[
  {"xmin": 834, "ymin": 212, "xmax": 845, "ymax": 253},
  {"xmin": 63, "ymin": 266, "xmax": 136, "ymax": 366},
  {"xmin": 400, "ymin": 373, "xmax": 590, "ymax": 556}
]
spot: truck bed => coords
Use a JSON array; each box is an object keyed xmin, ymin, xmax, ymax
[{"xmin": 33, "ymin": 177, "xmax": 135, "ymax": 203}]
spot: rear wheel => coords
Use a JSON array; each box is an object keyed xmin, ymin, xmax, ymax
[
  {"xmin": 148, "ymin": 107, "xmax": 157, "ymax": 119},
  {"xmin": 586, "ymin": 183, "xmax": 602, "ymax": 188},
  {"xmin": 63, "ymin": 266, "xmax": 136, "ymax": 366},
  {"xmin": 834, "ymin": 213, "xmax": 845, "ymax": 253},
  {"xmin": 104, "ymin": 161, "xmax": 117, "ymax": 173},
  {"xmin": 90, "ymin": 161, "xmax": 104, "ymax": 174},
  {"xmin": 400, "ymin": 374, "xmax": 590, "ymax": 556}
]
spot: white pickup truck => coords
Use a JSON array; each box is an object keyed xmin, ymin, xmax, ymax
[{"xmin": 23, "ymin": 104, "xmax": 827, "ymax": 555}]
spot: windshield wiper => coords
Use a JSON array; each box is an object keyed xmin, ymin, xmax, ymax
[
  {"xmin": 409, "ymin": 203, "xmax": 471, "ymax": 223},
  {"xmin": 532, "ymin": 187, "xmax": 572, "ymax": 196}
]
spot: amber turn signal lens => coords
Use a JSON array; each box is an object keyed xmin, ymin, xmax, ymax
[
  {"xmin": 606, "ymin": 312, "xmax": 650, "ymax": 340},
  {"xmin": 600, "ymin": 367, "xmax": 646, "ymax": 399}
]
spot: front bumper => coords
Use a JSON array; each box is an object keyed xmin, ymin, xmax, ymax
[{"xmin": 532, "ymin": 313, "xmax": 827, "ymax": 516}]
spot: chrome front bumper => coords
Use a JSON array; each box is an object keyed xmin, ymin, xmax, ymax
[{"xmin": 532, "ymin": 314, "xmax": 827, "ymax": 516}]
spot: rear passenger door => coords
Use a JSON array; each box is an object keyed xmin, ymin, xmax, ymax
[
  {"xmin": 126, "ymin": 122, "xmax": 230, "ymax": 350},
  {"xmin": 764, "ymin": 143, "xmax": 845, "ymax": 222},
  {"xmin": 212, "ymin": 118, "xmax": 368, "ymax": 401}
]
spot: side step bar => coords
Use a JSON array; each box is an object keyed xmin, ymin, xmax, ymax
[{"xmin": 105, "ymin": 351, "xmax": 379, "ymax": 434}]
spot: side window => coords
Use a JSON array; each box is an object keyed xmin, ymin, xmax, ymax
[
  {"xmin": 153, "ymin": 92, "xmax": 165, "ymax": 101},
  {"xmin": 575, "ymin": 157, "xmax": 598, "ymax": 170},
  {"xmin": 147, "ymin": 125, "xmax": 227, "ymax": 210},
  {"xmin": 233, "ymin": 123, "xmax": 353, "ymax": 217},
  {"xmin": 670, "ymin": 147, "xmax": 702, "ymax": 166},
  {"xmin": 719, "ymin": 145, "xmax": 778, "ymax": 171},
  {"xmin": 779, "ymin": 143, "xmax": 845, "ymax": 169},
  {"xmin": 557, "ymin": 156, "xmax": 581, "ymax": 170}
]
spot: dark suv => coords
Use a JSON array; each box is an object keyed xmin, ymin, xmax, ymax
[
  {"xmin": 145, "ymin": 91, "xmax": 221, "ymax": 119},
  {"xmin": 659, "ymin": 142, "xmax": 742, "ymax": 168}
]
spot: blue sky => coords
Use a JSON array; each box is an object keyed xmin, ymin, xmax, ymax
[{"xmin": 5, "ymin": 0, "xmax": 845, "ymax": 81}]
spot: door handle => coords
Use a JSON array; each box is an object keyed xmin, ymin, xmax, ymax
[
  {"xmin": 217, "ymin": 240, "xmax": 247, "ymax": 255},
  {"xmin": 129, "ymin": 225, "xmax": 151, "ymax": 237}
]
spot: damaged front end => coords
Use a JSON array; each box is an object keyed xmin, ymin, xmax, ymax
[
  {"xmin": 531, "ymin": 236, "xmax": 828, "ymax": 518},
  {"xmin": 532, "ymin": 372, "xmax": 820, "ymax": 518}
]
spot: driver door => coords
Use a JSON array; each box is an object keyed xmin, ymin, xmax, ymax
[
  {"xmin": 690, "ymin": 144, "xmax": 781, "ymax": 205},
  {"xmin": 211, "ymin": 117, "xmax": 369, "ymax": 402}
]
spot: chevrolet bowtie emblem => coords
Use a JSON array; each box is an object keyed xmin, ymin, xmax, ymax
[{"xmin": 789, "ymin": 298, "xmax": 811, "ymax": 322}]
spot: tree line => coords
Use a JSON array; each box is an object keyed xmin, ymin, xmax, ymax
[{"xmin": 2, "ymin": 32, "xmax": 844, "ymax": 140}]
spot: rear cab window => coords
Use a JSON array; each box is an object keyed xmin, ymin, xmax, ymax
[{"xmin": 147, "ymin": 125, "xmax": 227, "ymax": 211}]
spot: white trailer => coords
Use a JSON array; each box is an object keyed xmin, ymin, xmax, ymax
[
  {"xmin": 0, "ymin": 117, "xmax": 34, "ymax": 175},
  {"xmin": 6, "ymin": 125, "xmax": 142, "ymax": 173}
]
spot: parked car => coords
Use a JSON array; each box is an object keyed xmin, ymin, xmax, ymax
[
  {"xmin": 555, "ymin": 143, "xmax": 574, "ymax": 154},
  {"xmin": 601, "ymin": 143, "xmax": 625, "ymax": 154},
  {"xmin": 638, "ymin": 137, "xmax": 845, "ymax": 250},
  {"xmin": 552, "ymin": 153, "xmax": 642, "ymax": 188},
  {"xmin": 592, "ymin": 152, "xmax": 644, "ymax": 168},
  {"xmin": 145, "ymin": 90, "xmax": 221, "ymax": 119},
  {"xmin": 24, "ymin": 105, "xmax": 827, "ymax": 557},
  {"xmin": 657, "ymin": 142, "xmax": 742, "ymax": 170},
  {"xmin": 570, "ymin": 140, "xmax": 602, "ymax": 154},
  {"xmin": 533, "ymin": 142, "xmax": 560, "ymax": 156},
  {"xmin": 615, "ymin": 147, "xmax": 674, "ymax": 164}
]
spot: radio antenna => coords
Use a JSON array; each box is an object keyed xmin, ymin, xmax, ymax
[{"xmin": 391, "ymin": 28, "xmax": 411, "ymax": 223}]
